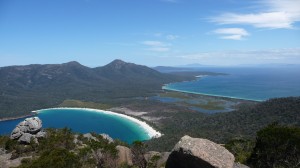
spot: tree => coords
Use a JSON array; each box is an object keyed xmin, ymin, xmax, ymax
[
  {"xmin": 18, "ymin": 148, "xmax": 81, "ymax": 168},
  {"xmin": 131, "ymin": 141, "xmax": 147, "ymax": 168},
  {"xmin": 247, "ymin": 123, "xmax": 300, "ymax": 168},
  {"xmin": 225, "ymin": 138, "xmax": 254, "ymax": 163}
]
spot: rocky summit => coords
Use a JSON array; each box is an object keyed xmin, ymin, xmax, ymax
[
  {"xmin": 10, "ymin": 117, "xmax": 46, "ymax": 144},
  {"xmin": 166, "ymin": 135, "xmax": 235, "ymax": 168}
]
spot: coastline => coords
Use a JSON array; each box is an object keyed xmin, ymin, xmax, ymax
[
  {"xmin": 162, "ymin": 85, "xmax": 263, "ymax": 102},
  {"xmin": 0, "ymin": 113, "xmax": 36, "ymax": 122},
  {"xmin": 34, "ymin": 107, "xmax": 162, "ymax": 139}
]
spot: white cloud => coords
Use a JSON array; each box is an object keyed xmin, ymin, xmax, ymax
[
  {"xmin": 170, "ymin": 48, "xmax": 300, "ymax": 65},
  {"xmin": 210, "ymin": 0, "xmax": 300, "ymax": 29},
  {"xmin": 213, "ymin": 28, "xmax": 249, "ymax": 40},
  {"xmin": 142, "ymin": 41, "xmax": 171, "ymax": 52},
  {"xmin": 166, "ymin": 34, "xmax": 179, "ymax": 40},
  {"xmin": 147, "ymin": 47, "xmax": 170, "ymax": 52},
  {"xmin": 142, "ymin": 41, "xmax": 169, "ymax": 47},
  {"xmin": 154, "ymin": 33, "xmax": 163, "ymax": 37},
  {"xmin": 153, "ymin": 33, "xmax": 179, "ymax": 40}
]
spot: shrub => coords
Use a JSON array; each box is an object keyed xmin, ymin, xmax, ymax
[
  {"xmin": 18, "ymin": 148, "xmax": 81, "ymax": 168},
  {"xmin": 225, "ymin": 138, "xmax": 255, "ymax": 163},
  {"xmin": 247, "ymin": 123, "xmax": 300, "ymax": 168}
]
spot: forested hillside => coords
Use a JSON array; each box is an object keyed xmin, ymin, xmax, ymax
[
  {"xmin": 146, "ymin": 97, "xmax": 300, "ymax": 151},
  {"xmin": 0, "ymin": 60, "xmax": 194, "ymax": 118}
]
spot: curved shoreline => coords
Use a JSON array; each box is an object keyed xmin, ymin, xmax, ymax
[
  {"xmin": 33, "ymin": 107, "xmax": 162, "ymax": 139},
  {"xmin": 162, "ymin": 85, "xmax": 263, "ymax": 102}
]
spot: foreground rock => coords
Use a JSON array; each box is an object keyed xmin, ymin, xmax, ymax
[
  {"xmin": 233, "ymin": 163, "xmax": 249, "ymax": 168},
  {"xmin": 166, "ymin": 135, "xmax": 235, "ymax": 168},
  {"xmin": 100, "ymin": 133, "xmax": 114, "ymax": 143},
  {"xmin": 0, "ymin": 153, "xmax": 31, "ymax": 168},
  {"xmin": 10, "ymin": 117, "xmax": 46, "ymax": 144},
  {"xmin": 145, "ymin": 151, "xmax": 170, "ymax": 168},
  {"xmin": 116, "ymin": 145, "xmax": 133, "ymax": 166}
]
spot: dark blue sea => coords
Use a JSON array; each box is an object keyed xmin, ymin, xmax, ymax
[
  {"xmin": 0, "ymin": 108, "xmax": 150, "ymax": 143},
  {"xmin": 164, "ymin": 67, "xmax": 300, "ymax": 101}
]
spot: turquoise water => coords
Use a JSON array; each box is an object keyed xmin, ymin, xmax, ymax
[
  {"xmin": 0, "ymin": 117, "xmax": 26, "ymax": 135},
  {"xmin": 164, "ymin": 67, "xmax": 300, "ymax": 101},
  {"xmin": 0, "ymin": 108, "xmax": 150, "ymax": 143}
]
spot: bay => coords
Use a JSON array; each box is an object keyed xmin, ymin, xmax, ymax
[
  {"xmin": 164, "ymin": 67, "xmax": 300, "ymax": 101},
  {"xmin": 0, "ymin": 108, "xmax": 150, "ymax": 143}
]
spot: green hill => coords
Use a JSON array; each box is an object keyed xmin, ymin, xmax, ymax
[{"xmin": 0, "ymin": 60, "xmax": 194, "ymax": 119}]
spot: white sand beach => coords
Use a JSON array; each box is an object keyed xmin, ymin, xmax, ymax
[{"xmin": 33, "ymin": 107, "xmax": 162, "ymax": 139}]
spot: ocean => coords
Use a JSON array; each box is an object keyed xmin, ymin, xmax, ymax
[
  {"xmin": 0, "ymin": 108, "xmax": 150, "ymax": 143},
  {"xmin": 164, "ymin": 67, "xmax": 300, "ymax": 101}
]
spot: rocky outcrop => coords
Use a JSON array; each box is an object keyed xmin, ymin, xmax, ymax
[
  {"xmin": 0, "ymin": 148, "xmax": 5, "ymax": 155},
  {"xmin": 0, "ymin": 152, "xmax": 31, "ymax": 168},
  {"xmin": 166, "ymin": 135, "xmax": 235, "ymax": 168},
  {"xmin": 82, "ymin": 133, "xmax": 114, "ymax": 143},
  {"xmin": 100, "ymin": 133, "xmax": 114, "ymax": 143},
  {"xmin": 10, "ymin": 117, "xmax": 46, "ymax": 144},
  {"xmin": 83, "ymin": 133, "xmax": 98, "ymax": 141},
  {"xmin": 233, "ymin": 163, "xmax": 249, "ymax": 168},
  {"xmin": 116, "ymin": 145, "xmax": 133, "ymax": 166},
  {"xmin": 145, "ymin": 151, "xmax": 170, "ymax": 168}
]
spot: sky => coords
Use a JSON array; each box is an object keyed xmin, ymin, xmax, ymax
[{"xmin": 0, "ymin": 0, "xmax": 300, "ymax": 67}]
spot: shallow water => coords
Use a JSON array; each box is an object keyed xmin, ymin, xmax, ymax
[
  {"xmin": 0, "ymin": 108, "xmax": 150, "ymax": 143},
  {"xmin": 164, "ymin": 67, "xmax": 300, "ymax": 101}
]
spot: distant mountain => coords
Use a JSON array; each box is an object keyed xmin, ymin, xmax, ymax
[
  {"xmin": 232, "ymin": 63, "xmax": 300, "ymax": 68},
  {"xmin": 0, "ymin": 60, "xmax": 194, "ymax": 118},
  {"xmin": 153, "ymin": 66, "xmax": 226, "ymax": 76},
  {"xmin": 177, "ymin": 63, "xmax": 218, "ymax": 68},
  {"xmin": 96, "ymin": 60, "xmax": 181, "ymax": 84},
  {"xmin": 153, "ymin": 66, "xmax": 196, "ymax": 73}
]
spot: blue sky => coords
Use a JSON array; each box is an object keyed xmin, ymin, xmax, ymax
[{"xmin": 0, "ymin": 0, "xmax": 299, "ymax": 67}]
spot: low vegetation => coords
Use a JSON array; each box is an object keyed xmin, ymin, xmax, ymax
[
  {"xmin": 1, "ymin": 128, "xmax": 136, "ymax": 168},
  {"xmin": 0, "ymin": 60, "xmax": 195, "ymax": 119},
  {"xmin": 247, "ymin": 123, "xmax": 300, "ymax": 168},
  {"xmin": 145, "ymin": 97, "xmax": 300, "ymax": 151},
  {"xmin": 59, "ymin": 100, "xmax": 112, "ymax": 110},
  {"xmin": 1, "ymin": 124, "xmax": 299, "ymax": 167}
]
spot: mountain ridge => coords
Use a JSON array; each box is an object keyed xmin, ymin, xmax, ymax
[{"xmin": 0, "ymin": 60, "xmax": 195, "ymax": 119}]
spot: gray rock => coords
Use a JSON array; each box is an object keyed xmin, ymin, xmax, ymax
[
  {"xmin": 0, "ymin": 148, "xmax": 5, "ymax": 155},
  {"xmin": 10, "ymin": 117, "xmax": 44, "ymax": 144},
  {"xmin": 0, "ymin": 153, "xmax": 31, "ymax": 168},
  {"xmin": 36, "ymin": 131, "xmax": 46, "ymax": 138},
  {"xmin": 158, "ymin": 152, "xmax": 170, "ymax": 168},
  {"xmin": 100, "ymin": 133, "xmax": 114, "ymax": 143},
  {"xmin": 83, "ymin": 133, "xmax": 97, "ymax": 141},
  {"xmin": 18, "ymin": 133, "xmax": 33, "ymax": 144},
  {"xmin": 166, "ymin": 135, "xmax": 235, "ymax": 168},
  {"xmin": 10, "ymin": 127, "xmax": 22, "ymax": 140},
  {"xmin": 25, "ymin": 117, "xmax": 42, "ymax": 133},
  {"xmin": 18, "ymin": 125, "xmax": 28, "ymax": 133},
  {"xmin": 144, "ymin": 151, "xmax": 170, "ymax": 168},
  {"xmin": 144, "ymin": 151, "xmax": 161, "ymax": 163},
  {"xmin": 116, "ymin": 145, "xmax": 133, "ymax": 166},
  {"xmin": 233, "ymin": 163, "xmax": 249, "ymax": 168},
  {"xmin": 73, "ymin": 134, "xmax": 79, "ymax": 144}
]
